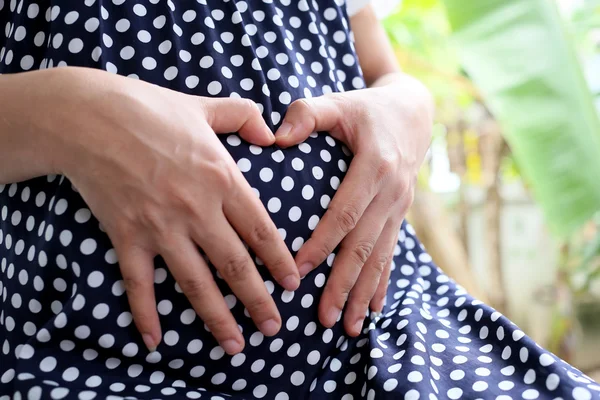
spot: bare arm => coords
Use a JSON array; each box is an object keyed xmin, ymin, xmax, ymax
[
  {"xmin": 0, "ymin": 69, "xmax": 63, "ymax": 183},
  {"xmin": 350, "ymin": 5, "xmax": 400, "ymax": 86}
]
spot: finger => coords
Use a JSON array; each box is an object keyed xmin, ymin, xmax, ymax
[
  {"xmin": 224, "ymin": 181, "xmax": 299, "ymax": 291},
  {"xmin": 295, "ymin": 154, "xmax": 379, "ymax": 277},
  {"xmin": 343, "ymin": 222, "xmax": 398, "ymax": 336},
  {"xmin": 117, "ymin": 245, "xmax": 162, "ymax": 352},
  {"xmin": 274, "ymin": 96, "xmax": 344, "ymax": 147},
  {"xmin": 203, "ymin": 97, "xmax": 274, "ymax": 146},
  {"xmin": 317, "ymin": 195, "xmax": 390, "ymax": 328},
  {"xmin": 160, "ymin": 236, "xmax": 245, "ymax": 355},
  {"xmin": 370, "ymin": 231, "xmax": 399, "ymax": 314},
  {"xmin": 192, "ymin": 216, "xmax": 282, "ymax": 337}
]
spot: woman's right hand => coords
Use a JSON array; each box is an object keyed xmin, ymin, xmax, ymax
[{"xmin": 26, "ymin": 67, "xmax": 300, "ymax": 355}]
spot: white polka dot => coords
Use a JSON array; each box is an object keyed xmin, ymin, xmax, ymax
[
  {"xmin": 472, "ymin": 381, "xmax": 488, "ymax": 392},
  {"xmin": 308, "ymin": 215, "xmax": 319, "ymax": 230},
  {"xmin": 39, "ymin": 356, "xmax": 57, "ymax": 372},
  {"xmin": 281, "ymin": 176, "xmax": 294, "ymax": 191},
  {"xmin": 407, "ymin": 371, "xmax": 422, "ymax": 382},
  {"xmin": 268, "ymin": 198, "xmax": 281, "ymax": 213},
  {"xmin": 92, "ymin": 304, "xmax": 109, "ymax": 319},
  {"xmin": 20, "ymin": 55, "xmax": 34, "ymax": 70},
  {"xmin": 180, "ymin": 309, "xmax": 196, "ymax": 324},
  {"xmin": 573, "ymin": 387, "xmax": 592, "ymax": 400},
  {"xmin": 271, "ymin": 150, "xmax": 285, "ymax": 162},
  {"xmin": 251, "ymin": 359, "xmax": 265, "ymax": 372},
  {"xmin": 137, "ymin": 30, "xmax": 151, "ymax": 43},
  {"xmin": 99, "ymin": 334, "xmax": 115, "ymax": 349},
  {"xmin": 291, "ymin": 371, "xmax": 305, "ymax": 386},
  {"xmin": 164, "ymin": 330, "xmax": 179, "ymax": 346},
  {"xmin": 62, "ymin": 367, "xmax": 79, "ymax": 382},
  {"xmin": 164, "ymin": 66, "xmax": 178, "ymax": 80},
  {"xmin": 539, "ymin": 353, "xmax": 555, "ymax": 366},
  {"xmin": 80, "ymin": 239, "xmax": 97, "ymax": 255},
  {"xmin": 185, "ymin": 75, "xmax": 199, "ymax": 89},
  {"xmin": 447, "ymin": 388, "xmax": 463, "ymax": 399},
  {"xmin": 87, "ymin": 271, "xmax": 104, "ymax": 288},
  {"xmin": 383, "ymin": 378, "xmax": 398, "ymax": 391},
  {"xmin": 522, "ymin": 389, "xmax": 539, "ymax": 399},
  {"xmin": 259, "ymin": 167, "xmax": 274, "ymax": 182},
  {"xmin": 287, "ymin": 206, "xmax": 301, "ymax": 222},
  {"xmin": 207, "ymin": 81, "xmax": 222, "ymax": 95}
]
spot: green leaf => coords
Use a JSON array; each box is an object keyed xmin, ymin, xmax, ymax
[{"xmin": 441, "ymin": 0, "xmax": 600, "ymax": 235}]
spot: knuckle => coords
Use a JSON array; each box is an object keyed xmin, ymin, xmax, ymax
[
  {"xmin": 388, "ymin": 175, "xmax": 412, "ymax": 204},
  {"xmin": 351, "ymin": 293, "xmax": 372, "ymax": 311},
  {"xmin": 291, "ymin": 98, "xmax": 313, "ymax": 115},
  {"xmin": 245, "ymin": 295, "xmax": 275, "ymax": 316},
  {"xmin": 330, "ymin": 276, "xmax": 354, "ymax": 301},
  {"xmin": 178, "ymin": 277, "xmax": 211, "ymax": 301},
  {"xmin": 389, "ymin": 188, "xmax": 404, "ymax": 203},
  {"xmin": 131, "ymin": 309, "xmax": 156, "ymax": 326},
  {"xmin": 371, "ymin": 253, "xmax": 390, "ymax": 275},
  {"xmin": 306, "ymin": 242, "xmax": 333, "ymax": 266},
  {"xmin": 210, "ymin": 161, "xmax": 238, "ymax": 191},
  {"xmin": 248, "ymin": 221, "xmax": 277, "ymax": 248},
  {"xmin": 268, "ymin": 256, "xmax": 291, "ymax": 276},
  {"xmin": 374, "ymin": 157, "xmax": 396, "ymax": 182},
  {"xmin": 123, "ymin": 276, "xmax": 148, "ymax": 294},
  {"xmin": 332, "ymin": 204, "xmax": 360, "ymax": 234},
  {"xmin": 111, "ymin": 220, "xmax": 135, "ymax": 245},
  {"xmin": 138, "ymin": 203, "xmax": 167, "ymax": 233},
  {"xmin": 351, "ymin": 240, "xmax": 375, "ymax": 265},
  {"xmin": 338, "ymin": 280, "xmax": 354, "ymax": 299},
  {"xmin": 203, "ymin": 314, "xmax": 233, "ymax": 336},
  {"xmin": 221, "ymin": 253, "xmax": 251, "ymax": 281},
  {"xmin": 240, "ymin": 98, "xmax": 261, "ymax": 118}
]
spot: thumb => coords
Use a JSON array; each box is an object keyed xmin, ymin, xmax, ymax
[
  {"xmin": 275, "ymin": 96, "xmax": 343, "ymax": 148},
  {"xmin": 202, "ymin": 97, "xmax": 275, "ymax": 146}
]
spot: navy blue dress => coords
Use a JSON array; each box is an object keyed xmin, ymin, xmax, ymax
[{"xmin": 1, "ymin": 1, "xmax": 599, "ymax": 399}]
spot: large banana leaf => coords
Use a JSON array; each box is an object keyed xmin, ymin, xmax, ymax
[{"xmin": 442, "ymin": 0, "xmax": 600, "ymax": 236}]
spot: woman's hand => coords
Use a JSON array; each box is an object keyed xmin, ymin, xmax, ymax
[
  {"xmin": 275, "ymin": 72, "xmax": 433, "ymax": 337},
  {"xmin": 30, "ymin": 67, "xmax": 300, "ymax": 354}
]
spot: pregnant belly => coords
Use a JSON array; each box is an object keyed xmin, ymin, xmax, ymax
[{"xmin": 221, "ymin": 132, "xmax": 352, "ymax": 255}]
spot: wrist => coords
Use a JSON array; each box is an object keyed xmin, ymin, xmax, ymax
[
  {"xmin": 7, "ymin": 67, "xmax": 123, "ymax": 179},
  {"xmin": 373, "ymin": 72, "xmax": 435, "ymax": 118}
]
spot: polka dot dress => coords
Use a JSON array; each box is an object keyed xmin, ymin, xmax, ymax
[{"xmin": 0, "ymin": 1, "xmax": 599, "ymax": 399}]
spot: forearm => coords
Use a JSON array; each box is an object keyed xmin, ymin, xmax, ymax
[
  {"xmin": 0, "ymin": 67, "xmax": 129, "ymax": 184},
  {"xmin": 0, "ymin": 69, "xmax": 66, "ymax": 184},
  {"xmin": 349, "ymin": 5, "xmax": 434, "ymax": 128}
]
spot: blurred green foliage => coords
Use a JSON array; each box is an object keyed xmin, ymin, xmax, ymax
[{"xmin": 385, "ymin": 0, "xmax": 600, "ymax": 237}]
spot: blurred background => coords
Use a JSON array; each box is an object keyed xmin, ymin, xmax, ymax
[{"xmin": 373, "ymin": 0, "xmax": 600, "ymax": 378}]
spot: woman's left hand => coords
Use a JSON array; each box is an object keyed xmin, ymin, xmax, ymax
[{"xmin": 275, "ymin": 73, "xmax": 433, "ymax": 337}]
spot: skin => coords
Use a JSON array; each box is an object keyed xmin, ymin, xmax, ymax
[
  {"xmin": 276, "ymin": 6, "xmax": 434, "ymax": 336},
  {"xmin": 0, "ymin": 5, "xmax": 432, "ymax": 354}
]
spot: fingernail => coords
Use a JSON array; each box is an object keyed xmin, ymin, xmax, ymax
[
  {"xmin": 298, "ymin": 262, "xmax": 313, "ymax": 277},
  {"xmin": 142, "ymin": 333, "xmax": 156, "ymax": 352},
  {"xmin": 220, "ymin": 339, "xmax": 242, "ymax": 355},
  {"xmin": 275, "ymin": 122, "xmax": 293, "ymax": 138},
  {"xmin": 326, "ymin": 307, "xmax": 342, "ymax": 326},
  {"xmin": 353, "ymin": 319, "xmax": 364, "ymax": 335},
  {"xmin": 281, "ymin": 274, "xmax": 300, "ymax": 291},
  {"xmin": 259, "ymin": 319, "xmax": 280, "ymax": 336}
]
